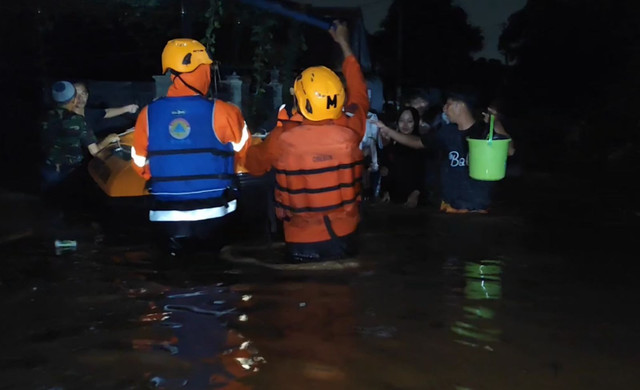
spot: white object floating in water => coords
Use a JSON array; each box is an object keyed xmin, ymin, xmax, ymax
[
  {"xmin": 54, "ymin": 240, "xmax": 77, "ymax": 255},
  {"xmin": 54, "ymin": 240, "xmax": 77, "ymax": 249}
]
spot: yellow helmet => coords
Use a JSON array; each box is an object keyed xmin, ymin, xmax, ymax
[
  {"xmin": 293, "ymin": 66, "xmax": 345, "ymax": 121},
  {"xmin": 161, "ymin": 39, "xmax": 213, "ymax": 74}
]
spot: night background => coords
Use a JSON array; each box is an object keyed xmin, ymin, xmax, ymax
[
  {"xmin": 1, "ymin": 1, "xmax": 640, "ymax": 389},
  {"xmin": 3, "ymin": 0, "xmax": 640, "ymax": 191}
]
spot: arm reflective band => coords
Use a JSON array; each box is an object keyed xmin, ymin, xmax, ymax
[
  {"xmin": 231, "ymin": 122, "xmax": 250, "ymax": 152},
  {"xmin": 131, "ymin": 146, "xmax": 147, "ymax": 168}
]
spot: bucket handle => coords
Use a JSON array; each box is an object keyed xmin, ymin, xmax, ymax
[{"xmin": 488, "ymin": 114, "xmax": 495, "ymax": 144}]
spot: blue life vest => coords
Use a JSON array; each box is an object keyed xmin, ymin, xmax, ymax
[{"xmin": 147, "ymin": 96, "xmax": 236, "ymax": 205}]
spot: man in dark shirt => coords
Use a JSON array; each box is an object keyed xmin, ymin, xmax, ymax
[
  {"xmin": 436, "ymin": 90, "xmax": 492, "ymax": 212},
  {"xmin": 73, "ymin": 82, "xmax": 139, "ymax": 136}
]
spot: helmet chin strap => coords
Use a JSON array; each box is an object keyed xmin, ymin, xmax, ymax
[
  {"xmin": 210, "ymin": 62, "xmax": 221, "ymax": 99},
  {"xmin": 173, "ymin": 71, "xmax": 208, "ymax": 97}
]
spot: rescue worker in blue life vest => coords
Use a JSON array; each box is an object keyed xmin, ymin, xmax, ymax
[
  {"xmin": 245, "ymin": 21, "xmax": 370, "ymax": 263},
  {"xmin": 131, "ymin": 39, "xmax": 250, "ymax": 254}
]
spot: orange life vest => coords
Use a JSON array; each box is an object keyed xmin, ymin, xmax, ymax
[{"xmin": 273, "ymin": 123, "xmax": 364, "ymax": 241}]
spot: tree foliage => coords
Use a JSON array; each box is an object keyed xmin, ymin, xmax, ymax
[
  {"xmin": 499, "ymin": 0, "xmax": 640, "ymax": 145},
  {"xmin": 499, "ymin": 0, "xmax": 640, "ymax": 162},
  {"xmin": 200, "ymin": 1, "xmax": 308, "ymax": 93},
  {"xmin": 371, "ymin": 0, "xmax": 483, "ymax": 95},
  {"xmin": 500, "ymin": 1, "xmax": 640, "ymax": 116},
  {"xmin": 202, "ymin": 0, "xmax": 224, "ymax": 56},
  {"xmin": 26, "ymin": 0, "xmax": 182, "ymax": 80}
]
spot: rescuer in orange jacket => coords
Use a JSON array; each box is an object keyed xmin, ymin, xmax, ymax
[
  {"xmin": 245, "ymin": 21, "xmax": 370, "ymax": 262},
  {"xmin": 131, "ymin": 39, "xmax": 250, "ymax": 254}
]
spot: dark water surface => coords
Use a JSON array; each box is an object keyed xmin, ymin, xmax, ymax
[{"xmin": 1, "ymin": 171, "xmax": 639, "ymax": 389}]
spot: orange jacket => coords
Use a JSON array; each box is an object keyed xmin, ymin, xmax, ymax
[
  {"xmin": 245, "ymin": 55, "xmax": 370, "ymax": 243},
  {"xmin": 131, "ymin": 64, "xmax": 250, "ymax": 180}
]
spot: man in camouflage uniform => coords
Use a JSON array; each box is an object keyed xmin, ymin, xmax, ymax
[{"xmin": 41, "ymin": 81, "xmax": 118, "ymax": 196}]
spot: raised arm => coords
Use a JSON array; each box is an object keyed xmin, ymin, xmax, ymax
[
  {"xmin": 329, "ymin": 21, "xmax": 370, "ymax": 138},
  {"xmin": 104, "ymin": 104, "xmax": 139, "ymax": 118}
]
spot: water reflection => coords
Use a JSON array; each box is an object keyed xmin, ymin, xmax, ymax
[
  {"xmin": 231, "ymin": 281, "xmax": 356, "ymax": 388},
  {"xmin": 446, "ymin": 258, "xmax": 504, "ymax": 351},
  {"xmin": 131, "ymin": 285, "xmax": 264, "ymax": 389}
]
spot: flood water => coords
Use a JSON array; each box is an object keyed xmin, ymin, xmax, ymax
[{"xmin": 1, "ymin": 170, "xmax": 639, "ymax": 389}]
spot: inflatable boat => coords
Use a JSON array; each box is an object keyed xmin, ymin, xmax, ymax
[
  {"xmin": 88, "ymin": 129, "xmax": 148, "ymax": 198},
  {"xmin": 88, "ymin": 129, "xmax": 264, "ymax": 198}
]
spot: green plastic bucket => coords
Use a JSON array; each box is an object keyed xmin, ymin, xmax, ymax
[{"xmin": 466, "ymin": 115, "xmax": 511, "ymax": 181}]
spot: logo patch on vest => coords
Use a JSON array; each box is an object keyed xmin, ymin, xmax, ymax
[
  {"xmin": 312, "ymin": 154, "xmax": 333, "ymax": 162},
  {"xmin": 168, "ymin": 118, "xmax": 191, "ymax": 140}
]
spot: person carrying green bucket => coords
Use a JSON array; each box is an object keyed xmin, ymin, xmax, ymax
[
  {"xmin": 435, "ymin": 88, "xmax": 514, "ymax": 213},
  {"xmin": 467, "ymin": 105, "xmax": 514, "ymax": 181},
  {"xmin": 378, "ymin": 86, "xmax": 514, "ymax": 213}
]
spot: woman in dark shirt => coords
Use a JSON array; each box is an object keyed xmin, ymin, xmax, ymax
[{"xmin": 378, "ymin": 107, "xmax": 426, "ymax": 208}]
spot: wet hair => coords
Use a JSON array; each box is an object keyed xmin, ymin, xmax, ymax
[
  {"xmin": 403, "ymin": 87, "xmax": 443, "ymax": 108},
  {"xmin": 446, "ymin": 85, "xmax": 480, "ymax": 113},
  {"xmin": 402, "ymin": 88, "xmax": 427, "ymax": 108},
  {"xmin": 396, "ymin": 106, "xmax": 421, "ymax": 135},
  {"xmin": 380, "ymin": 101, "xmax": 399, "ymax": 126}
]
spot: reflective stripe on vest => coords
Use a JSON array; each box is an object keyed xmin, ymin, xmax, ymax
[
  {"xmin": 273, "ymin": 124, "xmax": 363, "ymax": 215},
  {"xmin": 147, "ymin": 96, "xmax": 235, "ymax": 204},
  {"xmin": 149, "ymin": 199, "xmax": 237, "ymax": 222}
]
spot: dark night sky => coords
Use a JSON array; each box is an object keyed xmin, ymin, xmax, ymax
[
  {"xmin": 455, "ymin": 0, "xmax": 526, "ymax": 59},
  {"xmin": 293, "ymin": 0, "xmax": 527, "ymax": 59}
]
